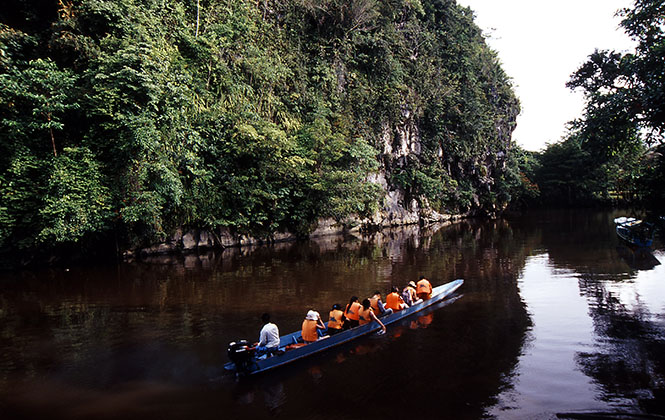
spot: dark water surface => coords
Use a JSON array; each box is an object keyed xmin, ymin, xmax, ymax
[{"xmin": 1, "ymin": 210, "xmax": 664, "ymax": 419}]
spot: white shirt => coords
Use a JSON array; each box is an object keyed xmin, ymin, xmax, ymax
[{"xmin": 258, "ymin": 322, "xmax": 280, "ymax": 348}]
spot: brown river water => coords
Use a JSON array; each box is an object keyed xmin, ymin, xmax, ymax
[{"xmin": 1, "ymin": 209, "xmax": 664, "ymax": 419}]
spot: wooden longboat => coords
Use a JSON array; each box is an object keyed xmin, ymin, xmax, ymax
[{"xmin": 224, "ymin": 279, "xmax": 464, "ymax": 375}]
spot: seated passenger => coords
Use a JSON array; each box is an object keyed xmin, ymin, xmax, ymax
[
  {"xmin": 301, "ymin": 310, "xmax": 327, "ymax": 344},
  {"xmin": 328, "ymin": 304, "xmax": 345, "ymax": 335},
  {"xmin": 402, "ymin": 281, "xmax": 422, "ymax": 306},
  {"xmin": 416, "ymin": 276, "xmax": 433, "ymax": 300},
  {"xmin": 344, "ymin": 296, "xmax": 362, "ymax": 329},
  {"xmin": 255, "ymin": 312, "xmax": 280, "ymax": 357},
  {"xmin": 358, "ymin": 299, "xmax": 386, "ymax": 334},
  {"xmin": 369, "ymin": 291, "xmax": 393, "ymax": 317},
  {"xmin": 386, "ymin": 286, "xmax": 408, "ymax": 311}
]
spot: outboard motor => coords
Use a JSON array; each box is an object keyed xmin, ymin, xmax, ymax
[{"xmin": 227, "ymin": 340, "xmax": 255, "ymax": 375}]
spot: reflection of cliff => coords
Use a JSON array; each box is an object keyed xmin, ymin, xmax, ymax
[
  {"xmin": 0, "ymin": 222, "xmax": 468, "ymax": 388},
  {"xmin": 576, "ymin": 278, "xmax": 665, "ymax": 415},
  {"xmin": 0, "ymin": 217, "xmax": 533, "ymax": 418}
]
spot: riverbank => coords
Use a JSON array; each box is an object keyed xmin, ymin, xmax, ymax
[
  {"xmin": 124, "ymin": 212, "xmax": 465, "ymax": 263},
  {"xmin": 0, "ymin": 212, "xmax": 465, "ymax": 270}
]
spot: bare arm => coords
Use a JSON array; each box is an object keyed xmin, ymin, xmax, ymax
[
  {"xmin": 316, "ymin": 317, "xmax": 326, "ymax": 330},
  {"xmin": 370, "ymin": 311, "xmax": 386, "ymax": 333}
]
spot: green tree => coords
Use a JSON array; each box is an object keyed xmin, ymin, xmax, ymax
[
  {"xmin": 0, "ymin": 57, "xmax": 79, "ymax": 157},
  {"xmin": 38, "ymin": 147, "xmax": 113, "ymax": 243},
  {"xmin": 557, "ymin": 0, "xmax": 664, "ymax": 206}
]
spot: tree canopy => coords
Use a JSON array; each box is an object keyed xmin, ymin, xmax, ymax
[
  {"xmin": 0, "ymin": 0, "xmax": 522, "ymax": 263},
  {"xmin": 535, "ymin": 0, "xmax": 664, "ymax": 207}
]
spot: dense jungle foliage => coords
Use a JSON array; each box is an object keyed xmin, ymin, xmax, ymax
[
  {"xmin": 533, "ymin": 0, "xmax": 665, "ymax": 208},
  {"xmin": 0, "ymin": 0, "xmax": 523, "ymax": 262}
]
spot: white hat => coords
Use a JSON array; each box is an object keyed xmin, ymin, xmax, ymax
[{"xmin": 305, "ymin": 310, "xmax": 319, "ymax": 321}]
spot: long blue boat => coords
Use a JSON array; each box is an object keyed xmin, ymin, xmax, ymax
[{"xmin": 224, "ymin": 279, "xmax": 464, "ymax": 375}]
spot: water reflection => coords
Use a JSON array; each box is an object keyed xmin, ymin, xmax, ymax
[
  {"xmin": 490, "ymin": 210, "xmax": 665, "ymax": 418},
  {"xmin": 544, "ymin": 211, "xmax": 665, "ymax": 416},
  {"xmin": 0, "ymin": 214, "xmax": 536, "ymax": 419},
  {"xmin": 575, "ymin": 252, "xmax": 665, "ymax": 416},
  {"xmin": 616, "ymin": 245, "xmax": 661, "ymax": 272}
]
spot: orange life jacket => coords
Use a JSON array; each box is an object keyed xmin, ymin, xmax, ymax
[
  {"xmin": 301, "ymin": 319, "xmax": 319, "ymax": 342},
  {"xmin": 344, "ymin": 302, "xmax": 362, "ymax": 321},
  {"xmin": 386, "ymin": 292, "xmax": 404, "ymax": 311},
  {"xmin": 328, "ymin": 309, "xmax": 344, "ymax": 330},
  {"xmin": 369, "ymin": 295, "xmax": 381, "ymax": 314},
  {"xmin": 417, "ymin": 279, "xmax": 432, "ymax": 298},
  {"xmin": 358, "ymin": 307, "xmax": 374, "ymax": 325}
]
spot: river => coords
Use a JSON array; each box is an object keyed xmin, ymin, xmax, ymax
[{"xmin": 1, "ymin": 209, "xmax": 664, "ymax": 419}]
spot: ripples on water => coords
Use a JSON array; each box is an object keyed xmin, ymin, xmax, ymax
[{"xmin": 0, "ymin": 210, "xmax": 664, "ymax": 419}]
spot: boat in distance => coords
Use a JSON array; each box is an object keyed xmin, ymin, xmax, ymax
[
  {"xmin": 614, "ymin": 217, "xmax": 655, "ymax": 248},
  {"xmin": 224, "ymin": 279, "xmax": 464, "ymax": 376}
]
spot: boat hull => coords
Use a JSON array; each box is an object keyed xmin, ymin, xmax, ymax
[
  {"xmin": 225, "ymin": 279, "xmax": 464, "ymax": 375},
  {"xmin": 615, "ymin": 219, "xmax": 654, "ymax": 248},
  {"xmin": 616, "ymin": 225, "xmax": 653, "ymax": 247}
]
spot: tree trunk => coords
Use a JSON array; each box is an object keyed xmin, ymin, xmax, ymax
[
  {"xmin": 195, "ymin": 0, "xmax": 200, "ymax": 38},
  {"xmin": 48, "ymin": 113, "xmax": 57, "ymax": 157}
]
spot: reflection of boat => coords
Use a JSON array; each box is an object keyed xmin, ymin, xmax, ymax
[
  {"xmin": 614, "ymin": 217, "xmax": 654, "ymax": 248},
  {"xmin": 225, "ymin": 279, "xmax": 464, "ymax": 376},
  {"xmin": 616, "ymin": 245, "xmax": 661, "ymax": 271}
]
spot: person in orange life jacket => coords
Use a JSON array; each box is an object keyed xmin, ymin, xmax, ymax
[
  {"xmin": 301, "ymin": 310, "xmax": 326, "ymax": 344},
  {"xmin": 343, "ymin": 296, "xmax": 362, "ymax": 329},
  {"xmin": 327, "ymin": 304, "xmax": 345, "ymax": 335},
  {"xmin": 385, "ymin": 286, "xmax": 408, "ymax": 311},
  {"xmin": 358, "ymin": 299, "xmax": 386, "ymax": 333},
  {"xmin": 369, "ymin": 291, "xmax": 393, "ymax": 317},
  {"xmin": 255, "ymin": 312, "xmax": 280, "ymax": 357},
  {"xmin": 416, "ymin": 276, "xmax": 433, "ymax": 300},
  {"xmin": 402, "ymin": 281, "xmax": 422, "ymax": 306}
]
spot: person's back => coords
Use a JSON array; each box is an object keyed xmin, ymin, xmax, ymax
[
  {"xmin": 358, "ymin": 305, "xmax": 373, "ymax": 325},
  {"xmin": 256, "ymin": 313, "xmax": 280, "ymax": 356},
  {"xmin": 417, "ymin": 276, "xmax": 432, "ymax": 300},
  {"xmin": 369, "ymin": 293, "xmax": 381, "ymax": 314},
  {"xmin": 402, "ymin": 281, "xmax": 419, "ymax": 306},
  {"xmin": 328, "ymin": 304, "xmax": 344, "ymax": 335},
  {"xmin": 358, "ymin": 299, "xmax": 386, "ymax": 333},
  {"xmin": 344, "ymin": 297, "xmax": 361, "ymax": 328},
  {"xmin": 301, "ymin": 319, "xmax": 318, "ymax": 343},
  {"xmin": 369, "ymin": 291, "xmax": 392, "ymax": 317},
  {"xmin": 301, "ymin": 310, "xmax": 325, "ymax": 343},
  {"xmin": 385, "ymin": 286, "xmax": 406, "ymax": 311}
]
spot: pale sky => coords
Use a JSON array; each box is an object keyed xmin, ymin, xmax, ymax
[{"xmin": 456, "ymin": 0, "xmax": 636, "ymax": 151}]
